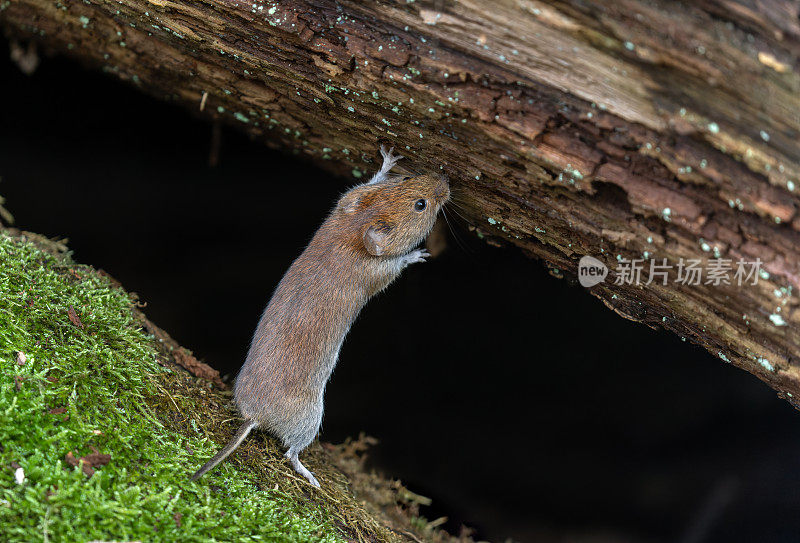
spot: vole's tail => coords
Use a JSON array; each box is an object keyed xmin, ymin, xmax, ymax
[{"xmin": 190, "ymin": 420, "xmax": 257, "ymax": 481}]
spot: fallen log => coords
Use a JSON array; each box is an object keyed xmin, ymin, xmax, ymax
[{"xmin": 3, "ymin": 0, "xmax": 798, "ymax": 403}]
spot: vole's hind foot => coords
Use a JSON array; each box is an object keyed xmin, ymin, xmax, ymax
[
  {"xmin": 401, "ymin": 249, "xmax": 430, "ymax": 266},
  {"xmin": 286, "ymin": 449, "xmax": 320, "ymax": 488}
]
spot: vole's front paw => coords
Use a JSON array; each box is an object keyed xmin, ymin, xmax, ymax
[
  {"xmin": 403, "ymin": 249, "xmax": 430, "ymax": 265},
  {"xmin": 380, "ymin": 144, "xmax": 403, "ymax": 169}
]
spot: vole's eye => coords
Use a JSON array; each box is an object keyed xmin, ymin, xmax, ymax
[
  {"xmin": 414, "ymin": 199, "xmax": 427, "ymax": 212},
  {"xmin": 403, "ymin": 176, "xmax": 412, "ymax": 181}
]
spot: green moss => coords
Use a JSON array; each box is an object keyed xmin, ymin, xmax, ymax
[{"xmin": 0, "ymin": 234, "xmax": 340, "ymax": 542}]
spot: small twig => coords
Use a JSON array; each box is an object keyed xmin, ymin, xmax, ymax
[
  {"xmin": 401, "ymin": 529, "xmax": 424, "ymax": 543},
  {"xmin": 153, "ymin": 381, "xmax": 181, "ymax": 415}
]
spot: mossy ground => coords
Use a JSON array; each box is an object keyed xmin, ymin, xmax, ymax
[
  {"xmin": 0, "ymin": 231, "xmax": 465, "ymax": 543},
  {"xmin": 0, "ymin": 233, "xmax": 344, "ymax": 541}
]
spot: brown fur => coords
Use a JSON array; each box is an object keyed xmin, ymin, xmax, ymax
[{"xmin": 191, "ymin": 148, "xmax": 449, "ymax": 486}]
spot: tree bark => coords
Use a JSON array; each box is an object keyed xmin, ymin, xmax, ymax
[{"xmin": 3, "ymin": 0, "xmax": 799, "ymax": 403}]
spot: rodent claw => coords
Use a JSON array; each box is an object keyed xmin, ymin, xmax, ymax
[
  {"xmin": 380, "ymin": 144, "xmax": 403, "ymax": 162},
  {"xmin": 367, "ymin": 145, "xmax": 404, "ymax": 185},
  {"xmin": 403, "ymin": 249, "xmax": 430, "ymax": 265}
]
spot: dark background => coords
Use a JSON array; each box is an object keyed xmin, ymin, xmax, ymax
[{"xmin": 3, "ymin": 43, "xmax": 800, "ymax": 542}]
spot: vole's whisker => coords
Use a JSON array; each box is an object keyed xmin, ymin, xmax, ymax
[
  {"xmin": 442, "ymin": 207, "xmax": 472, "ymax": 254},
  {"xmin": 444, "ymin": 198, "xmax": 469, "ymax": 214},
  {"xmin": 444, "ymin": 202, "xmax": 470, "ymax": 224}
]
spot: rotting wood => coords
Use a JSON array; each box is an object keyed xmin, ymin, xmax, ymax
[{"xmin": 2, "ymin": 0, "xmax": 798, "ymax": 405}]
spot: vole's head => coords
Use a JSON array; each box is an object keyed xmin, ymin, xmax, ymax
[{"xmin": 337, "ymin": 173, "xmax": 450, "ymax": 257}]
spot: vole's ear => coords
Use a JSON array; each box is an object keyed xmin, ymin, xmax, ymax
[{"xmin": 363, "ymin": 223, "xmax": 392, "ymax": 256}]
